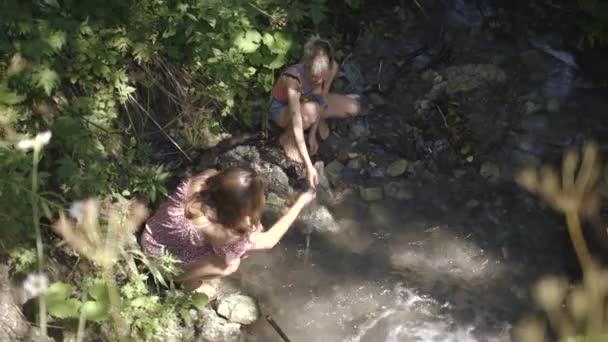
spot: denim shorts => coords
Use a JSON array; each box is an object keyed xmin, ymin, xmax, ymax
[{"xmin": 268, "ymin": 94, "xmax": 328, "ymax": 125}]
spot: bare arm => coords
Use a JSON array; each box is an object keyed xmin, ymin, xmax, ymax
[
  {"xmin": 286, "ymin": 79, "xmax": 315, "ymax": 170},
  {"xmin": 250, "ymin": 192, "xmax": 313, "ymax": 250},
  {"xmin": 322, "ymin": 60, "xmax": 339, "ymax": 96}
]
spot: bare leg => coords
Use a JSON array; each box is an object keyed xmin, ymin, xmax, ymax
[
  {"xmin": 317, "ymin": 93, "xmax": 361, "ymax": 140},
  {"xmin": 276, "ymin": 101, "xmax": 320, "ymax": 163}
]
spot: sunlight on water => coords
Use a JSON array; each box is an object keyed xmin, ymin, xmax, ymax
[{"xmin": 348, "ymin": 285, "xmax": 511, "ymax": 342}]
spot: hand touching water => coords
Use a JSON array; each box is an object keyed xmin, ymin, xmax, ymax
[{"xmin": 297, "ymin": 187, "xmax": 317, "ymax": 207}]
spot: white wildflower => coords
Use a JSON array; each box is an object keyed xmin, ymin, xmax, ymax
[
  {"xmin": 68, "ymin": 200, "xmax": 86, "ymax": 224},
  {"xmin": 15, "ymin": 139, "xmax": 35, "ymax": 151},
  {"xmin": 35, "ymin": 131, "xmax": 52, "ymax": 147},
  {"xmin": 23, "ymin": 273, "xmax": 49, "ymax": 299},
  {"xmin": 14, "ymin": 130, "xmax": 52, "ymax": 152}
]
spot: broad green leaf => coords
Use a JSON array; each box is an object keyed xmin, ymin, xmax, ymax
[
  {"xmin": 191, "ymin": 293, "xmax": 208, "ymax": 309},
  {"xmin": 262, "ymin": 32, "xmax": 274, "ymax": 47},
  {"xmin": 46, "ymin": 31, "xmax": 66, "ymax": 52},
  {"xmin": 45, "ymin": 282, "xmax": 73, "ymax": 303},
  {"xmin": 234, "ymin": 30, "xmax": 262, "ymax": 54},
  {"xmin": 87, "ymin": 281, "xmax": 109, "ymax": 302},
  {"xmin": 267, "ymin": 53, "xmax": 287, "ymax": 69},
  {"xmin": 269, "ymin": 32, "xmax": 292, "ymax": 54},
  {"xmin": 0, "ymin": 83, "xmax": 26, "ymax": 105},
  {"xmin": 48, "ymin": 298, "xmax": 81, "ymax": 319},
  {"xmin": 81, "ymin": 300, "xmax": 110, "ymax": 321},
  {"xmin": 35, "ymin": 67, "xmax": 60, "ymax": 96},
  {"xmin": 43, "ymin": 0, "xmax": 60, "ymax": 8}
]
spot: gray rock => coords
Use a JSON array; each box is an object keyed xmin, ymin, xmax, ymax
[
  {"xmin": 442, "ymin": 64, "xmax": 507, "ymax": 94},
  {"xmin": 324, "ymin": 160, "xmax": 344, "ymax": 186},
  {"xmin": 195, "ymin": 308, "xmax": 242, "ymax": 342},
  {"xmin": 370, "ymin": 168, "xmax": 386, "ymax": 178},
  {"xmin": 480, "ymin": 162, "xmax": 500, "ymax": 182},
  {"xmin": 546, "ymin": 98, "xmax": 561, "ymax": 113},
  {"xmin": 523, "ymin": 100, "xmax": 542, "ymax": 115},
  {"xmin": 299, "ymin": 205, "xmax": 341, "ymax": 234},
  {"xmin": 347, "ymin": 158, "xmax": 363, "ymax": 170},
  {"xmin": 0, "ymin": 265, "xmax": 33, "ymax": 341},
  {"xmin": 520, "ymin": 50, "xmax": 544, "ymax": 67},
  {"xmin": 216, "ymin": 294, "xmax": 258, "ymax": 325},
  {"xmin": 349, "ymin": 121, "xmax": 371, "ymax": 140},
  {"xmin": 387, "ymin": 159, "xmax": 409, "ymax": 177},
  {"xmin": 360, "ymin": 187, "xmax": 383, "ymax": 201},
  {"xmin": 314, "ymin": 161, "xmax": 331, "ymax": 189},
  {"xmin": 453, "ymin": 169, "xmax": 467, "ymax": 178},
  {"xmin": 384, "ymin": 181, "xmax": 414, "ymax": 200},
  {"xmin": 368, "ymin": 92, "xmax": 386, "ymax": 106},
  {"xmin": 368, "ymin": 203, "xmax": 390, "ymax": 227}
]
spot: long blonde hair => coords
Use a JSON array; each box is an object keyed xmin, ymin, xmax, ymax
[
  {"xmin": 185, "ymin": 167, "xmax": 265, "ymax": 234},
  {"xmin": 301, "ymin": 35, "xmax": 334, "ymax": 76}
]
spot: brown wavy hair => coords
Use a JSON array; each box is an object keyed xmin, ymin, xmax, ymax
[{"xmin": 185, "ymin": 167, "xmax": 265, "ymax": 234}]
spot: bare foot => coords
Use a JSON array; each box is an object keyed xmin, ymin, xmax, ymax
[
  {"xmin": 318, "ymin": 119, "xmax": 330, "ymax": 140},
  {"xmin": 279, "ymin": 130, "xmax": 303, "ymax": 163}
]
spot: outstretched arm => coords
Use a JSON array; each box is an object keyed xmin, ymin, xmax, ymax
[{"xmin": 250, "ymin": 190, "xmax": 315, "ymax": 250}]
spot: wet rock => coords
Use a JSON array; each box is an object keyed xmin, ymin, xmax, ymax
[
  {"xmin": 453, "ymin": 169, "xmax": 467, "ymax": 178},
  {"xmin": 347, "ymin": 158, "xmax": 363, "ymax": 170},
  {"xmin": 254, "ymin": 163, "xmax": 292, "ymax": 198},
  {"xmin": 0, "ymin": 264, "xmax": 33, "ymax": 341},
  {"xmin": 368, "ymin": 203, "xmax": 390, "ymax": 227},
  {"xmin": 349, "ymin": 120, "xmax": 371, "ymax": 140},
  {"xmin": 368, "ymin": 92, "xmax": 386, "ymax": 106},
  {"xmin": 466, "ymin": 199, "xmax": 480, "ymax": 209},
  {"xmin": 387, "ymin": 159, "xmax": 409, "ymax": 177},
  {"xmin": 480, "ymin": 161, "xmax": 500, "ymax": 182},
  {"xmin": 216, "ymin": 294, "xmax": 258, "ymax": 325},
  {"xmin": 299, "ymin": 205, "xmax": 341, "ymax": 234},
  {"xmin": 195, "ymin": 308, "xmax": 242, "ymax": 342},
  {"xmin": 384, "ymin": 181, "xmax": 414, "ymax": 200},
  {"xmin": 324, "ymin": 160, "xmax": 344, "ymax": 186},
  {"xmin": 359, "ymin": 186, "xmax": 383, "ymax": 201},
  {"xmin": 520, "ymin": 50, "xmax": 544, "ymax": 68},
  {"xmin": 442, "ymin": 64, "xmax": 507, "ymax": 94},
  {"xmin": 370, "ymin": 168, "xmax": 386, "ymax": 178},
  {"xmin": 546, "ymin": 98, "xmax": 561, "ymax": 113},
  {"xmin": 523, "ymin": 100, "xmax": 543, "ymax": 115}
]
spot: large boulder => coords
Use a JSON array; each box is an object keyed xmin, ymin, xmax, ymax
[
  {"xmin": 216, "ymin": 294, "xmax": 259, "ymax": 325},
  {"xmin": 195, "ymin": 308, "xmax": 242, "ymax": 342},
  {"xmin": 0, "ymin": 264, "xmax": 35, "ymax": 342}
]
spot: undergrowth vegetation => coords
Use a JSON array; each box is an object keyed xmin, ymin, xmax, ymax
[{"xmin": 0, "ymin": 0, "xmax": 365, "ymax": 339}]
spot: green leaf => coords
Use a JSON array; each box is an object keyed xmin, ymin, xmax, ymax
[
  {"xmin": 309, "ymin": 3, "xmax": 327, "ymax": 25},
  {"xmin": 234, "ymin": 30, "xmax": 262, "ymax": 54},
  {"xmin": 267, "ymin": 53, "xmax": 287, "ymax": 69},
  {"xmin": 45, "ymin": 282, "xmax": 73, "ymax": 303},
  {"xmin": 269, "ymin": 32, "xmax": 292, "ymax": 54},
  {"xmin": 35, "ymin": 67, "xmax": 59, "ymax": 96},
  {"xmin": 81, "ymin": 300, "xmax": 110, "ymax": 321},
  {"xmin": 0, "ymin": 83, "xmax": 26, "ymax": 105},
  {"xmin": 48, "ymin": 298, "xmax": 81, "ymax": 319},
  {"xmin": 87, "ymin": 281, "xmax": 109, "ymax": 302},
  {"xmin": 46, "ymin": 31, "xmax": 66, "ymax": 52},
  {"xmin": 130, "ymin": 297, "xmax": 147, "ymax": 307},
  {"xmin": 191, "ymin": 293, "xmax": 208, "ymax": 309},
  {"xmin": 262, "ymin": 32, "xmax": 274, "ymax": 47}
]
